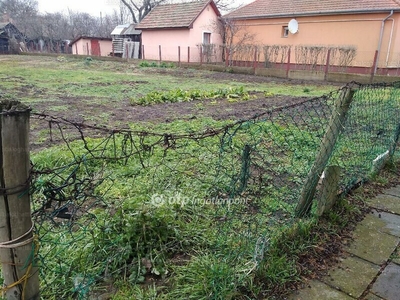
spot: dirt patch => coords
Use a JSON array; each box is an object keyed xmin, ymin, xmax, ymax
[
  {"xmin": 32, "ymin": 93, "xmax": 309, "ymax": 125},
  {"xmin": 28, "ymin": 91, "xmax": 313, "ymax": 150}
]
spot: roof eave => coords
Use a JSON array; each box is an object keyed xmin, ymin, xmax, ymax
[
  {"xmin": 187, "ymin": 0, "xmax": 221, "ymax": 29},
  {"xmin": 70, "ymin": 36, "xmax": 112, "ymax": 45},
  {"xmin": 136, "ymin": 26, "xmax": 191, "ymax": 30},
  {"xmin": 227, "ymin": 8, "xmax": 400, "ymax": 20}
]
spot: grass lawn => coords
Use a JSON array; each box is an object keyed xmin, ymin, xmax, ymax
[{"xmin": 0, "ymin": 55, "xmax": 398, "ymax": 299}]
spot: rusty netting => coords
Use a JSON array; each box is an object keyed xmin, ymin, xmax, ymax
[{"xmin": 2, "ymin": 81, "xmax": 399, "ymax": 299}]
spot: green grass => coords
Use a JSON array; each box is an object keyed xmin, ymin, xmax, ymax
[
  {"xmin": 1, "ymin": 55, "xmax": 399, "ymax": 299},
  {"xmin": 0, "ymin": 55, "xmax": 335, "ymax": 108},
  {"xmin": 28, "ymin": 115, "xmax": 323, "ymax": 298}
]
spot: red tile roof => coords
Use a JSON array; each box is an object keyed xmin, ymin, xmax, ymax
[
  {"xmin": 226, "ymin": 0, "xmax": 400, "ymax": 19},
  {"xmin": 136, "ymin": 0, "xmax": 220, "ymax": 30}
]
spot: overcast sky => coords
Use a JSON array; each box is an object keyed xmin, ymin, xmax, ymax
[{"xmin": 38, "ymin": 0, "xmax": 120, "ymax": 16}]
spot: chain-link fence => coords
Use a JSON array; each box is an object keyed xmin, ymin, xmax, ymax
[{"xmin": 1, "ymin": 81, "xmax": 400, "ymax": 298}]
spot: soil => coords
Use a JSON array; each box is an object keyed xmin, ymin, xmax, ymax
[
  {"xmin": 48, "ymin": 93, "xmax": 311, "ymax": 125},
  {"xmin": 23, "ymin": 70, "xmax": 338, "ymax": 149}
]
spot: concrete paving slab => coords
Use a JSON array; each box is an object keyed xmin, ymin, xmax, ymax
[
  {"xmin": 357, "ymin": 211, "xmax": 400, "ymax": 238},
  {"xmin": 346, "ymin": 223, "xmax": 399, "ymax": 265},
  {"xmin": 371, "ymin": 263, "xmax": 400, "ymax": 300},
  {"xmin": 366, "ymin": 194, "xmax": 400, "ymax": 215},
  {"xmin": 287, "ymin": 279, "xmax": 354, "ymax": 300},
  {"xmin": 364, "ymin": 292, "xmax": 385, "ymax": 299},
  {"xmin": 392, "ymin": 249, "xmax": 400, "ymax": 266},
  {"xmin": 383, "ymin": 186, "xmax": 400, "ymax": 197},
  {"xmin": 321, "ymin": 256, "xmax": 379, "ymax": 299}
]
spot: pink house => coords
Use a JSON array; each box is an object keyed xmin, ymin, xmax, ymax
[
  {"xmin": 70, "ymin": 36, "xmax": 113, "ymax": 57},
  {"xmin": 226, "ymin": 0, "xmax": 400, "ymax": 75},
  {"xmin": 136, "ymin": 0, "xmax": 223, "ymax": 63}
]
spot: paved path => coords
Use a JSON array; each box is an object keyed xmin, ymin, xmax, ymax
[{"xmin": 288, "ymin": 185, "xmax": 400, "ymax": 300}]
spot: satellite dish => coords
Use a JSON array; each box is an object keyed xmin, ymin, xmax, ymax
[{"xmin": 288, "ymin": 19, "xmax": 299, "ymax": 34}]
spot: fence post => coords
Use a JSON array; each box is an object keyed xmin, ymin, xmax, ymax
[
  {"xmin": 316, "ymin": 166, "xmax": 341, "ymax": 216},
  {"xmin": 159, "ymin": 45, "xmax": 162, "ymax": 62},
  {"xmin": 200, "ymin": 46, "xmax": 203, "ymax": 65},
  {"xmin": 253, "ymin": 48, "xmax": 257, "ymax": 71},
  {"xmin": 371, "ymin": 50, "xmax": 379, "ymax": 82},
  {"xmin": 286, "ymin": 48, "xmax": 291, "ymax": 78},
  {"xmin": 324, "ymin": 48, "xmax": 331, "ymax": 81},
  {"xmin": 225, "ymin": 48, "xmax": 229, "ymax": 67},
  {"xmin": 0, "ymin": 100, "xmax": 40, "ymax": 299},
  {"xmin": 389, "ymin": 123, "xmax": 400, "ymax": 158},
  {"xmin": 178, "ymin": 46, "xmax": 181, "ymax": 67},
  {"xmin": 142, "ymin": 45, "xmax": 145, "ymax": 60},
  {"xmin": 295, "ymin": 86, "xmax": 355, "ymax": 217},
  {"xmin": 187, "ymin": 47, "xmax": 190, "ymax": 63}
]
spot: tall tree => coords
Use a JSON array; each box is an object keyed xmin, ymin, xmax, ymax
[
  {"xmin": 120, "ymin": 0, "xmax": 166, "ymax": 23},
  {"xmin": 0, "ymin": 0, "xmax": 38, "ymax": 19},
  {"xmin": 0, "ymin": 0, "xmax": 38, "ymax": 36}
]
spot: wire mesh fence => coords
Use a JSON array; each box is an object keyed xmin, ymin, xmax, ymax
[{"xmin": 1, "ymin": 81, "xmax": 400, "ymax": 298}]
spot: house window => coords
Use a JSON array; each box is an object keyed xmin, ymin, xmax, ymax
[
  {"xmin": 203, "ymin": 32, "xmax": 211, "ymax": 44},
  {"xmin": 282, "ymin": 26, "xmax": 289, "ymax": 38}
]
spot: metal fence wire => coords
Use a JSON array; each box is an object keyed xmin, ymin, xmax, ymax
[{"xmin": 2, "ymin": 81, "xmax": 399, "ymax": 298}]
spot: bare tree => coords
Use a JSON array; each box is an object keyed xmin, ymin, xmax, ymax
[
  {"xmin": 0, "ymin": 0, "xmax": 38, "ymax": 19},
  {"xmin": 211, "ymin": 17, "xmax": 256, "ymax": 65},
  {"xmin": 213, "ymin": 0, "xmax": 241, "ymax": 13},
  {"xmin": 0, "ymin": 0, "xmax": 38, "ymax": 36},
  {"xmin": 95, "ymin": 10, "xmax": 120, "ymax": 37},
  {"xmin": 120, "ymin": 0, "xmax": 166, "ymax": 23}
]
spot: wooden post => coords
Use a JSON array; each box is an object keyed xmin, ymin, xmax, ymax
[
  {"xmin": 159, "ymin": 45, "xmax": 162, "ymax": 62},
  {"xmin": 324, "ymin": 48, "xmax": 331, "ymax": 81},
  {"xmin": 225, "ymin": 48, "xmax": 229, "ymax": 67},
  {"xmin": 178, "ymin": 46, "xmax": 181, "ymax": 67},
  {"xmin": 200, "ymin": 46, "xmax": 203, "ymax": 65},
  {"xmin": 286, "ymin": 48, "xmax": 291, "ymax": 78},
  {"xmin": 187, "ymin": 47, "xmax": 190, "ymax": 63},
  {"xmin": 0, "ymin": 100, "xmax": 39, "ymax": 299},
  {"xmin": 142, "ymin": 45, "xmax": 145, "ymax": 60},
  {"xmin": 295, "ymin": 86, "xmax": 355, "ymax": 217},
  {"xmin": 316, "ymin": 166, "xmax": 341, "ymax": 216}
]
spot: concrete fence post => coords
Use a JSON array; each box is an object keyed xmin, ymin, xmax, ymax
[
  {"xmin": 324, "ymin": 48, "xmax": 331, "ymax": 81},
  {"xmin": 286, "ymin": 48, "xmax": 291, "ymax": 78},
  {"xmin": 295, "ymin": 86, "xmax": 355, "ymax": 217},
  {"xmin": 178, "ymin": 46, "xmax": 181, "ymax": 67},
  {"xmin": 253, "ymin": 48, "xmax": 258, "ymax": 71},
  {"xmin": 371, "ymin": 50, "xmax": 379, "ymax": 82}
]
